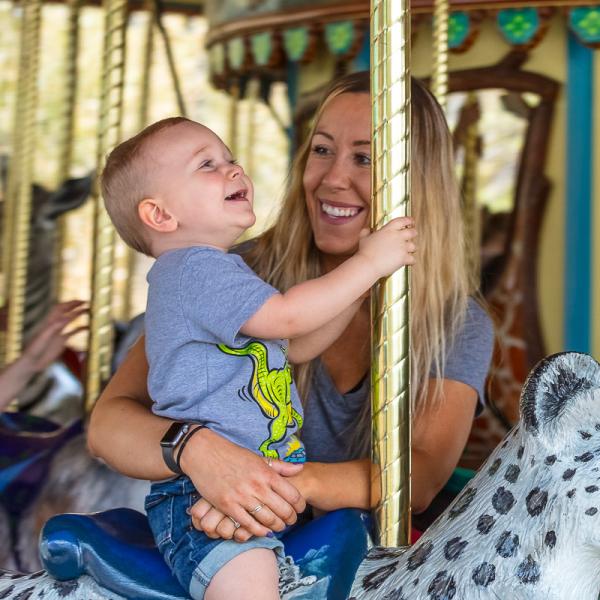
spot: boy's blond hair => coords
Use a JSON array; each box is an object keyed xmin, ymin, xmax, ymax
[{"xmin": 101, "ymin": 116, "xmax": 191, "ymax": 256}]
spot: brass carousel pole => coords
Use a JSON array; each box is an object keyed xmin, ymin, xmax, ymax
[
  {"xmin": 119, "ymin": 3, "xmax": 155, "ymax": 322},
  {"xmin": 370, "ymin": 0, "xmax": 412, "ymax": 546},
  {"xmin": 3, "ymin": 0, "xmax": 42, "ymax": 369},
  {"xmin": 53, "ymin": 0, "xmax": 82, "ymax": 301},
  {"xmin": 228, "ymin": 80, "xmax": 240, "ymax": 157},
  {"xmin": 462, "ymin": 93, "xmax": 481, "ymax": 285},
  {"xmin": 85, "ymin": 0, "xmax": 127, "ymax": 410},
  {"xmin": 432, "ymin": 0, "xmax": 449, "ymax": 108},
  {"xmin": 245, "ymin": 78, "xmax": 259, "ymax": 180}
]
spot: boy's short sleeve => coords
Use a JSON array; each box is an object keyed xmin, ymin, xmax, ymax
[{"xmin": 179, "ymin": 248, "xmax": 278, "ymax": 346}]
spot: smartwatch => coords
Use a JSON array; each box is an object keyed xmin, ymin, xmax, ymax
[{"xmin": 160, "ymin": 422, "xmax": 192, "ymax": 475}]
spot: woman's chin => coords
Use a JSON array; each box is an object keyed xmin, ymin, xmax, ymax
[{"xmin": 314, "ymin": 237, "xmax": 359, "ymax": 260}]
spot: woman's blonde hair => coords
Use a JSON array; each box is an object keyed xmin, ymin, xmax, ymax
[{"xmin": 245, "ymin": 72, "xmax": 471, "ymax": 417}]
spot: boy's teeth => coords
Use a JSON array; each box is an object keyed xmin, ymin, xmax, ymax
[{"xmin": 321, "ymin": 202, "xmax": 359, "ymax": 218}]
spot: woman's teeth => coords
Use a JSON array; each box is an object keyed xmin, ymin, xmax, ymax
[{"xmin": 321, "ymin": 202, "xmax": 359, "ymax": 218}]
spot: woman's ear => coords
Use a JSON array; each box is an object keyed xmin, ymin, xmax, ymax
[{"xmin": 138, "ymin": 199, "xmax": 178, "ymax": 233}]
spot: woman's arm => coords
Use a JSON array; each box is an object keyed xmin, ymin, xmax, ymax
[
  {"xmin": 88, "ymin": 336, "xmax": 307, "ymax": 535},
  {"xmin": 193, "ymin": 378, "xmax": 477, "ymax": 540},
  {"xmin": 282, "ymin": 379, "xmax": 477, "ymax": 514},
  {"xmin": 87, "ymin": 335, "xmax": 173, "ymax": 479}
]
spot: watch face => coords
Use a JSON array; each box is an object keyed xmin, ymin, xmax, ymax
[{"xmin": 160, "ymin": 422, "xmax": 189, "ymax": 447}]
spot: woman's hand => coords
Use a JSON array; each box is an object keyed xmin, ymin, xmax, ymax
[
  {"xmin": 190, "ymin": 460, "xmax": 313, "ymax": 542},
  {"xmin": 180, "ymin": 431, "xmax": 306, "ymax": 539}
]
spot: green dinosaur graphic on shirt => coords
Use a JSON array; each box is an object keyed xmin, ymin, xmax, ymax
[{"xmin": 218, "ymin": 341, "xmax": 303, "ymax": 459}]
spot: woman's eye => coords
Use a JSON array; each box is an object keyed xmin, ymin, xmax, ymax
[
  {"xmin": 355, "ymin": 153, "xmax": 371, "ymax": 167},
  {"xmin": 311, "ymin": 144, "xmax": 331, "ymax": 156}
]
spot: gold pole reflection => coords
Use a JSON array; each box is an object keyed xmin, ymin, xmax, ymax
[
  {"xmin": 432, "ymin": 0, "xmax": 449, "ymax": 108},
  {"xmin": 4, "ymin": 0, "xmax": 42, "ymax": 368},
  {"xmin": 85, "ymin": 0, "xmax": 127, "ymax": 411},
  {"xmin": 370, "ymin": 0, "xmax": 412, "ymax": 547}
]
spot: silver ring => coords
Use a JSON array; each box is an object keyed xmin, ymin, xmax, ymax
[
  {"xmin": 249, "ymin": 503, "xmax": 264, "ymax": 515},
  {"xmin": 228, "ymin": 516, "xmax": 241, "ymax": 529}
]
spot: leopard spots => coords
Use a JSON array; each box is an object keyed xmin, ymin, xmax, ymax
[
  {"xmin": 477, "ymin": 514, "xmax": 495, "ymax": 534},
  {"xmin": 492, "ymin": 487, "xmax": 515, "ymax": 514},
  {"xmin": 407, "ymin": 541, "xmax": 434, "ymax": 571},
  {"xmin": 496, "ymin": 531, "xmax": 519, "ymax": 558},
  {"xmin": 427, "ymin": 571, "xmax": 456, "ymax": 600},
  {"xmin": 516, "ymin": 555, "xmax": 540, "ymax": 584},
  {"xmin": 449, "ymin": 488, "xmax": 476, "ymax": 519},
  {"xmin": 363, "ymin": 563, "xmax": 399, "ymax": 591},
  {"xmin": 472, "ymin": 562, "xmax": 496, "ymax": 587},
  {"xmin": 544, "ymin": 531, "xmax": 556, "ymax": 548},
  {"xmin": 443, "ymin": 538, "xmax": 468, "ymax": 561},
  {"xmin": 504, "ymin": 465, "xmax": 520, "ymax": 483},
  {"xmin": 526, "ymin": 488, "xmax": 548, "ymax": 517}
]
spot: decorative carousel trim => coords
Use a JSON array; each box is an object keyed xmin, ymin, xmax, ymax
[
  {"xmin": 205, "ymin": 2, "xmax": 600, "ymax": 90},
  {"xmin": 568, "ymin": 5, "xmax": 600, "ymax": 47}
]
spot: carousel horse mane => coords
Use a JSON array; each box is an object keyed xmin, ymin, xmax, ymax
[{"xmin": 351, "ymin": 352, "xmax": 600, "ymax": 600}]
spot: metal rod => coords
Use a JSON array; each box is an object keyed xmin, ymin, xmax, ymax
[
  {"xmin": 53, "ymin": 0, "xmax": 82, "ymax": 301},
  {"xmin": 4, "ymin": 0, "xmax": 42, "ymax": 367},
  {"xmin": 370, "ymin": 0, "xmax": 412, "ymax": 547},
  {"xmin": 432, "ymin": 0, "xmax": 449, "ymax": 108},
  {"xmin": 86, "ymin": 0, "xmax": 128, "ymax": 411}
]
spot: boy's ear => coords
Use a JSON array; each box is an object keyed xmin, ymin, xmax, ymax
[{"xmin": 138, "ymin": 199, "xmax": 178, "ymax": 233}]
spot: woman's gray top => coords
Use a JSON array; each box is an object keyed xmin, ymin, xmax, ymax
[{"xmin": 301, "ymin": 298, "xmax": 494, "ymax": 463}]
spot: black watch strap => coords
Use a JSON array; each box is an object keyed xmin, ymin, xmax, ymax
[{"xmin": 160, "ymin": 422, "xmax": 192, "ymax": 475}]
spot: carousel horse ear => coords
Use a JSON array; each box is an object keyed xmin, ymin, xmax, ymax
[{"xmin": 520, "ymin": 352, "xmax": 600, "ymax": 442}]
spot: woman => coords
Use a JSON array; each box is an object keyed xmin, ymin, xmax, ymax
[{"xmin": 88, "ymin": 72, "xmax": 493, "ymax": 543}]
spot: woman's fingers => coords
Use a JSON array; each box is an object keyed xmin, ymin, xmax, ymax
[
  {"xmin": 199, "ymin": 506, "xmax": 232, "ymax": 539},
  {"xmin": 178, "ymin": 430, "xmax": 305, "ymax": 531},
  {"xmin": 269, "ymin": 470, "xmax": 306, "ymax": 517}
]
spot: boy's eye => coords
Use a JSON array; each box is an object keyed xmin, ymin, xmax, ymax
[
  {"xmin": 229, "ymin": 158, "xmax": 238, "ymax": 165},
  {"xmin": 199, "ymin": 160, "xmax": 213, "ymax": 169}
]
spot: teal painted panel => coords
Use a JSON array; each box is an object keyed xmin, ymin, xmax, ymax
[{"xmin": 497, "ymin": 8, "xmax": 540, "ymax": 46}]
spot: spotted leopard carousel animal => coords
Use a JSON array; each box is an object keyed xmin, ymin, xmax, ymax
[{"xmin": 351, "ymin": 351, "xmax": 600, "ymax": 600}]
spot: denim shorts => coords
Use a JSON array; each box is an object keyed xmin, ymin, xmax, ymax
[{"xmin": 145, "ymin": 476, "xmax": 285, "ymax": 599}]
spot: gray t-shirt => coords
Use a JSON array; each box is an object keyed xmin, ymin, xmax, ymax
[
  {"xmin": 301, "ymin": 298, "xmax": 494, "ymax": 463},
  {"xmin": 145, "ymin": 247, "xmax": 306, "ymax": 463}
]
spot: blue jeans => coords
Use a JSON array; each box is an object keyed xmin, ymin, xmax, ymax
[{"xmin": 145, "ymin": 476, "xmax": 285, "ymax": 599}]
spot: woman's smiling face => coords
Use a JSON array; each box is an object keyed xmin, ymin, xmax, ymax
[{"xmin": 303, "ymin": 92, "xmax": 371, "ymax": 260}]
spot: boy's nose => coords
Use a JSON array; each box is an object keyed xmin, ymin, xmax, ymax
[{"xmin": 227, "ymin": 163, "xmax": 243, "ymax": 179}]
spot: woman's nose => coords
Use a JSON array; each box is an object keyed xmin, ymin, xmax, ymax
[{"xmin": 322, "ymin": 157, "xmax": 349, "ymax": 189}]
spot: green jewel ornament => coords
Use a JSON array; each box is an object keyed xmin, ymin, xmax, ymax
[
  {"xmin": 570, "ymin": 6, "xmax": 600, "ymax": 44},
  {"xmin": 227, "ymin": 37, "xmax": 245, "ymax": 70},
  {"xmin": 449, "ymin": 12, "xmax": 470, "ymax": 49},
  {"xmin": 325, "ymin": 21, "xmax": 355, "ymax": 55},
  {"xmin": 283, "ymin": 27, "xmax": 309, "ymax": 62},
  {"xmin": 251, "ymin": 32, "xmax": 272, "ymax": 66},
  {"xmin": 497, "ymin": 8, "xmax": 540, "ymax": 45}
]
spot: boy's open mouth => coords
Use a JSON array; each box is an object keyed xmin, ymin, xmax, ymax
[{"xmin": 225, "ymin": 190, "xmax": 248, "ymax": 201}]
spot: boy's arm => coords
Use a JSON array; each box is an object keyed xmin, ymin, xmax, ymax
[
  {"xmin": 241, "ymin": 217, "xmax": 416, "ymax": 341},
  {"xmin": 287, "ymin": 299, "xmax": 363, "ymax": 364}
]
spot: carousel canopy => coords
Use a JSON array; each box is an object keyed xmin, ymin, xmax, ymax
[{"xmin": 199, "ymin": 0, "xmax": 600, "ymax": 88}]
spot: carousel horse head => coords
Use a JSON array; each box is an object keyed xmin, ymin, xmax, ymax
[
  {"xmin": 352, "ymin": 352, "xmax": 600, "ymax": 600},
  {"xmin": 0, "ymin": 166, "xmax": 93, "ymax": 344}
]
